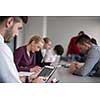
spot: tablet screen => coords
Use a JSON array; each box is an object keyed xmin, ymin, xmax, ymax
[{"xmin": 39, "ymin": 67, "xmax": 54, "ymax": 77}]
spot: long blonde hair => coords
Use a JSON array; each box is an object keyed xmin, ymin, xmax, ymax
[{"xmin": 28, "ymin": 35, "xmax": 44, "ymax": 44}]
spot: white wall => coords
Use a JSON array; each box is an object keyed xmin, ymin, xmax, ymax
[
  {"xmin": 16, "ymin": 16, "xmax": 44, "ymax": 48},
  {"xmin": 16, "ymin": 29, "xmax": 25, "ymax": 48},
  {"xmin": 17, "ymin": 16, "xmax": 100, "ymax": 55},
  {"xmin": 23, "ymin": 16, "xmax": 44, "ymax": 43},
  {"xmin": 47, "ymin": 16, "xmax": 100, "ymax": 55}
]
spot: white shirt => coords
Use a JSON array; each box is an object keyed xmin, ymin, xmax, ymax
[
  {"xmin": 0, "ymin": 34, "xmax": 21, "ymax": 83},
  {"xmin": 41, "ymin": 49, "xmax": 46, "ymax": 58},
  {"xmin": 44, "ymin": 48, "xmax": 60, "ymax": 63}
]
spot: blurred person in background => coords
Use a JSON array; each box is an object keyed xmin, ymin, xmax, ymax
[{"xmin": 67, "ymin": 31, "xmax": 85, "ymax": 62}]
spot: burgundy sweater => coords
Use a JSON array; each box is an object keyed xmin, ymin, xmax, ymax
[
  {"xmin": 14, "ymin": 45, "xmax": 36, "ymax": 72},
  {"xmin": 67, "ymin": 36, "xmax": 80, "ymax": 55}
]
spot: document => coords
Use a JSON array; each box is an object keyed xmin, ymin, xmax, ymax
[{"xmin": 19, "ymin": 72, "xmax": 35, "ymax": 76}]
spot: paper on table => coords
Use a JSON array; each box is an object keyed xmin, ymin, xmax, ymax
[
  {"xmin": 59, "ymin": 61, "xmax": 71, "ymax": 68},
  {"xmin": 19, "ymin": 71, "xmax": 35, "ymax": 76},
  {"xmin": 78, "ymin": 63, "xmax": 85, "ymax": 68}
]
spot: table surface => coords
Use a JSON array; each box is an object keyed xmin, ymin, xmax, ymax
[{"xmin": 48, "ymin": 66, "xmax": 100, "ymax": 83}]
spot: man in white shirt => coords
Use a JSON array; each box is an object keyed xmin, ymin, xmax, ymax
[
  {"xmin": 0, "ymin": 17, "xmax": 28, "ymax": 83},
  {"xmin": 0, "ymin": 17, "xmax": 44, "ymax": 83}
]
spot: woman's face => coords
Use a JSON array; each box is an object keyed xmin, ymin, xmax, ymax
[
  {"xmin": 30, "ymin": 41, "xmax": 44, "ymax": 53},
  {"xmin": 44, "ymin": 41, "xmax": 52, "ymax": 50}
]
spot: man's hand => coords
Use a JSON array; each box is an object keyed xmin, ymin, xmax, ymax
[
  {"xmin": 69, "ymin": 63, "xmax": 78, "ymax": 73},
  {"xmin": 69, "ymin": 62, "xmax": 84, "ymax": 73},
  {"xmin": 73, "ymin": 62, "xmax": 84, "ymax": 68},
  {"xmin": 32, "ymin": 77, "xmax": 45, "ymax": 83},
  {"xmin": 19, "ymin": 76, "xmax": 26, "ymax": 83}
]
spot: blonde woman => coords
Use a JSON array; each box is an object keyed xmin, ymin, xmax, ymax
[{"xmin": 14, "ymin": 35, "xmax": 44, "ymax": 73}]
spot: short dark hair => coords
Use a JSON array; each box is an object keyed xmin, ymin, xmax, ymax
[
  {"xmin": 28, "ymin": 35, "xmax": 43, "ymax": 44},
  {"xmin": 19, "ymin": 16, "xmax": 28, "ymax": 24},
  {"xmin": 91, "ymin": 38, "xmax": 97, "ymax": 45},
  {"xmin": 75, "ymin": 34, "xmax": 91, "ymax": 45},
  {"xmin": 0, "ymin": 16, "xmax": 10, "ymax": 23},
  {"xmin": 54, "ymin": 44, "xmax": 64, "ymax": 55},
  {"xmin": 0, "ymin": 16, "xmax": 28, "ymax": 24}
]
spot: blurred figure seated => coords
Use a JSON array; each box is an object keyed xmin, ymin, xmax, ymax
[
  {"xmin": 35, "ymin": 37, "xmax": 52, "ymax": 67},
  {"xmin": 66, "ymin": 31, "xmax": 85, "ymax": 62},
  {"xmin": 44, "ymin": 44, "xmax": 64, "ymax": 65}
]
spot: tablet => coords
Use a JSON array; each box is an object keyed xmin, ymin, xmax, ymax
[{"xmin": 38, "ymin": 66, "xmax": 56, "ymax": 82}]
